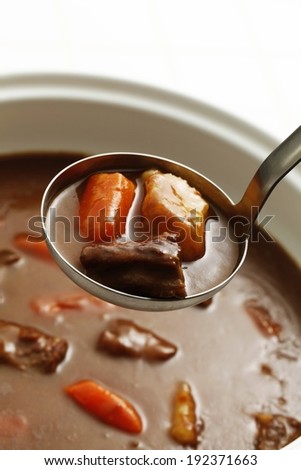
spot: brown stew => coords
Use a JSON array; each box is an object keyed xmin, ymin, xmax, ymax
[{"xmin": 0, "ymin": 154, "xmax": 301, "ymax": 449}]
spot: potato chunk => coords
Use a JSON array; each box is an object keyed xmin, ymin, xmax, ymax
[
  {"xmin": 170, "ymin": 382, "xmax": 200, "ymax": 447},
  {"xmin": 142, "ymin": 170, "xmax": 209, "ymax": 261}
]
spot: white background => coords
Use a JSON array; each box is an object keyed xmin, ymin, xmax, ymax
[{"xmin": 0, "ymin": 0, "xmax": 301, "ymax": 143}]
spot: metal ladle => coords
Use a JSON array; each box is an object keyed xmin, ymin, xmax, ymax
[{"xmin": 41, "ymin": 126, "xmax": 301, "ymax": 311}]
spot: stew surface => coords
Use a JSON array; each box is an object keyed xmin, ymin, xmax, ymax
[{"xmin": 0, "ymin": 154, "xmax": 301, "ymax": 450}]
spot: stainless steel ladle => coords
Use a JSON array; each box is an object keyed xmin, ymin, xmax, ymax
[{"xmin": 41, "ymin": 126, "xmax": 301, "ymax": 311}]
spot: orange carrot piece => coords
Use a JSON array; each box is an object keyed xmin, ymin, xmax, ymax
[
  {"xmin": 14, "ymin": 233, "xmax": 53, "ymax": 262},
  {"xmin": 65, "ymin": 380, "xmax": 142, "ymax": 434},
  {"xmin": 31, "ymin": 292, "xmax": 117, "ymax": 317},
  {"xmin": 79, "ymin": 173, "xmax": 135, "ymax": 242}
]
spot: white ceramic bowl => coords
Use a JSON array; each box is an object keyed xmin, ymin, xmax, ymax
[
  {"xmin": 0, "ymin": 74, "xmax": 300, "ymax": 266},
  {"xmin": 0, "ymin": 74, "xmax": 300, "ymax": 449}
]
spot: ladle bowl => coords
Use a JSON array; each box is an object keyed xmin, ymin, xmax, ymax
[{"xmin": 41, "ymin": 126, "xmax": 301, "ymax": 311}]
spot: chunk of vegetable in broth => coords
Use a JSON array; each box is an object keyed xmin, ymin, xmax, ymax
[
  {"xmin": 142, "ymin": 170, "xmax": 209, "ymax": 261},
  {"xmin": 79, "ymin": 173, "xmax": 136, "ymax": 242}
]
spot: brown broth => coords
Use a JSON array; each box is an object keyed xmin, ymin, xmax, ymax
[{"xmin": 0, "ymin": 154, "xmax": 301, "ymax": 450}]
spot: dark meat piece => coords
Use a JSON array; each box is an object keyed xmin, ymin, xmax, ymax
[
  {"xmin": 0, "ymin": 249, "xmax": 20, "ymax": 266},
  {"xmin": 0, "ymin": 319, "xmax": 68, "ymax": 373},
  {"xmin": 244, "ymin": 301, "xmax": 282, "ymax": 338},
  {"xmin": 80, "ymin": 234, "xmax": 186, "ymax": 298},
  {"xmin": 98, "ymin": 319, "xmax": 177, "ymax": 361},
  {"xmin": 254, "ymin": 413, "xmax": 301, "ymax": 449}
]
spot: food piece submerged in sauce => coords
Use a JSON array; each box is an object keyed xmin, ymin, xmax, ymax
[
  {"xmin": 80, "ymin": 233, "xmax": 186, "ymax": 298},
  {"xmin": 65, "ymin": 379, "xmax": 143, "ymax": 434},
  {"xmin": 0, "ymin": 412, "xmax": 28, "ymax": 439},
  {"xmin": 254, "ymin": 413, "xmax": 301, "ymax": 449},
  {"xmin": 98, "ymin": 318, "xmax": 177, "ymax": 360},
  {"xmin": 0, "ymin": 319, "xmax": 68, "ymax": 373},
  {"xmin": 244, "ymin": 301, "xmax": 282, "ymax": 338},
  {"xmin": 170, "ymin": 382, "xmax": 202, "ymax": 447},
  {"xmin": 142, "ymin": 169, "xmax": 209, "ymax": 261},
  {"xmin": 14, "ymin": 233, "xmax": 54, "ymax": 262},
  {"xmin": 31, "ymin": 291, "xmax": 117, "ymax": 317}
]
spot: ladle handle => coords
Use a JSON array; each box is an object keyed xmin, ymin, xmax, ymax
[{"xmin": 235, "ymin": 125, "xmax": 301, "ymax": 225}]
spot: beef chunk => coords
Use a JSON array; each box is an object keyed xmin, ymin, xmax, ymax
[
  {"xmin": 98, "ymin": 319, "xmax": 177, "ymax": 361},
  {"xmin": 244, "ymin": 301, "xmax": 282, "ymax": 338},
  {"xmin": 0, "ymin": 319, "xmax": 68, "ymax": 373},
  {"xmin": 254, "ymin": 413, "xmax": 301, "ymax": 449},
  {"xmin": 80, "ymin": 234, "xmax": 186, "ymax": 298}
]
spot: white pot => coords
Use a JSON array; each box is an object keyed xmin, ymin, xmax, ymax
[
  {"xmin": 0, "ymin": 74, "xmax": 300, "ymax": 449},
  {"xmin": 0, "ymin": 74, "xmax": 300, "ymax": 265}
]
